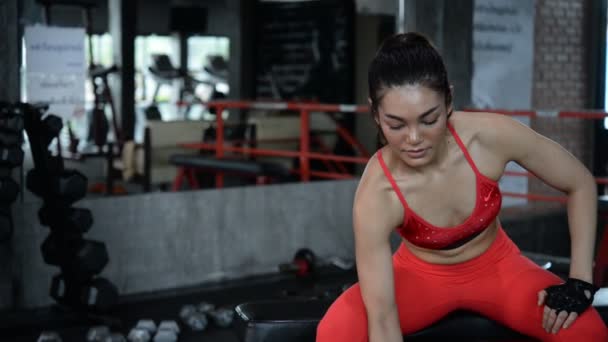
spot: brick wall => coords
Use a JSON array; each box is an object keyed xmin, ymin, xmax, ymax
[{"xmin": 530, "ymin": 0, "xmax": 594, "ymax": 196}]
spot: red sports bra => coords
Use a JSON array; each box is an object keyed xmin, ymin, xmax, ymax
[{"xmin": 377, "ymin": 123, "xmax": 502, "ymax": 250}]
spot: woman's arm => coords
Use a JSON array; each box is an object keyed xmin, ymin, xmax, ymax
[
  {"xmin": 353, "ymin": 165, "xmax": 404, "ymax": 342},
  {"xmin": 484, "ymin": 114, "xmax": 597, "ymax": 282}
]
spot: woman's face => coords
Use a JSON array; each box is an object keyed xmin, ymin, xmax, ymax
[{"xmin": 375, "ymin": 84, "xmax": 451, "ymax": 168}]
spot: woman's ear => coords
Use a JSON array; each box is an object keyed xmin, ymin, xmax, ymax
[{"xmin": 368, "ymin": 98, "xmax": 380, "ymax": 126}]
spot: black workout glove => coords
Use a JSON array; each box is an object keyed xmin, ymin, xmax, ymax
[{"xmin": 544, "ymin": 278, "xmax": 599, "ymax": 314}]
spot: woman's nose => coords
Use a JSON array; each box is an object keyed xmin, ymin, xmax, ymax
[{"xmin": 406, "ymin": 127, "xmax": 423, "ymax": 145}]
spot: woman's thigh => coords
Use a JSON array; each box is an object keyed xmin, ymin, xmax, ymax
[
  {"xmin": 467, "ymin": 253, "xmax": 607, "ymax": 341},
  {"xmin": 316, "ymin": 264, "xmax": 458, "ymax": 342}
]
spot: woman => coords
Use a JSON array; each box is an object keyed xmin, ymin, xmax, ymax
[{"xmin": 316, "ymin": 32, "xmax": 607, "ymax": 341}]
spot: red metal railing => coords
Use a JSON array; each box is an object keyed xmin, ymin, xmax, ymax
[{"xmin": 178, "ymin": 100, "xmax": 608, "ymax": 197}]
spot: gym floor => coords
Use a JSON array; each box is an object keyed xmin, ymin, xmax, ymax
[{"xmin": 0, "ymin": 267, "xmax": 357, "ymax": 342}]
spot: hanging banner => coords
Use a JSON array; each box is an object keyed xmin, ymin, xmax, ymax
[
  {"xmin": 24, "ymin": 25, "xmax": 86, "ymax": 121},
  {"xmin": 472, "ymin": 0, "xmax": 534, "ymax": 109},
  {"xmin": 472, "ymin": 0, "xmax": 535, "ymax": 207}
]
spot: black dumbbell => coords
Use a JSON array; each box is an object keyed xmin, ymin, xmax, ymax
[
  {"xmin": 41, "ymin": 235, "xmax": 109, "ymax": 275},
  {"xmin": 80, "ymin": 277, "xmax": 119, "ymax": 312},
  {"xmin": 50, "ymin": 274, "xmax": 119, "ymax": 312},
  {"xmin": 73, "ymin": 239, "xmax": 110, "ymax": 276},
  {"xmin": 0, "ymin": 177, "xmax": 19, "ymax": 204},
  {"xmin": 41, "ymin": 115, "xmax": 63, "ymax": 147},
  {"xmin": 0, "ymin": 114, "xmax": 24, "ymax": 134},
  {"xmin": 38, "ymin": 205, "xmax": 93, "ymax": 234},
  {"xmin": 0, "ymin": 146, "xmax": 24, "ymax": 168},
  {"xmin": 0, "ymin": 206, "xmax": 13, "ymax": 242},
  {"xmin": 279, "ymin": 248, "xmax": 317, "ymax": 278},
  {"xmin": 0, "ymin": 130, "xmax": 23, "ymax": 146},
  {"xmin": 27, "ymin": 169, "xmax": 87, "ymax": 204}
]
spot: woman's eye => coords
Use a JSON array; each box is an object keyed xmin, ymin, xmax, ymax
[
  {"xmin": 388, "ymin": 125, "xmax": 404, "ymax": 130},
  {"xmin": 422, "ymin": 119, "xmax": 438, "ymax": 125}
]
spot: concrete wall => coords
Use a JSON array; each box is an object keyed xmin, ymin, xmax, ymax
[
  {"xmin": 3, "ymin": 180, "xmax": 358, "ymax": 310},
  {"xmin": 1, "ymin": 177, "xmax": 576, "ymax": 312}
]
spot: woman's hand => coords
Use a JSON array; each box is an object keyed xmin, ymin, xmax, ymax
[{"xmin": 537, "ymin": 278, "xmax": 598, "ymax": 334}]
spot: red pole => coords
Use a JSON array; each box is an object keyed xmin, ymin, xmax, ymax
[
  {"xmin": 300, "ymin": 109, "xmax": 310, "ymax": 181},
  {"xmin": 215, "ymin": 105, "xmax": 225, "ymax": 188}
]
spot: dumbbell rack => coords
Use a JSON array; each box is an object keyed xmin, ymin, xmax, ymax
[
  {"xmin": 18, "ymin": 103, "xmax": 119, "ymax": 314},
  {"xmin": 0, "ymin": 102, "xmax": 25, "ymax": 243}
]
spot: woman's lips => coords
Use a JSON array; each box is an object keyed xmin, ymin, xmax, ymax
[{"xmin": 404, "ymin": 148, "xmax": 428, "ymax": 159}]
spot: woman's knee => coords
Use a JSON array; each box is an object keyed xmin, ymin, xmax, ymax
[
  {"xmin": 316, "ymin": 285, "xmax": 368, "ymax": 342},
  {"xmin": 547, "ymin": 309, "xmax": 607, "ymax": 341}
]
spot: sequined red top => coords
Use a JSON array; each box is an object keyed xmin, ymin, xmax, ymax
[{"xmin": 377, "ymin": 123, "xmax": 502, "ymax": 250}]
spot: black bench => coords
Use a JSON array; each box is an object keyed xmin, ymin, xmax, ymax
[
  {"xmin": 169, "ymin": 154, "xmax": 291, "ymax": 190},
  {"xmin": 234, "ymin": 296, "xmax": 608, "ymax": 342}
]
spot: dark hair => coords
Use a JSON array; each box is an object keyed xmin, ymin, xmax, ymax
[{"xmin": 368, "ymin": 32, "xmax": 452, "ymax": 145}]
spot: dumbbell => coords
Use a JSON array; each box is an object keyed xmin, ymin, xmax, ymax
[
  {"xmin": 42, "ymin": 235, "xmax": 109, "ymax": 276},
  {"xmin": 208, "ymin": 306, "xmax": 235, "ymax": 328},
  {"xmin": 179, "ymin": 304, "xmax": 209, "ymax": 331},
  {"xmin": 27, "ymin": 169, "xmax": 87, "ymax": 204},
  {"xmin": 86, "ymin": 325, "xmax": 126, "ymax": 342},
  {"xmin": 37, "ymin": 331, "xmax": 62, "ymax": 342},
  {"xmin": 0, "ymin": 112, "xmax": 24, "ymax": 133},
  {"xmin": 40, "ymin": 115, "xmax": 63, "ymax": 147},
  {"xmin": 0, "ymin": 206, "xmax": 13, "ymax": 242},
  {"xmin": 38, "ymin": 205, "xmax": 93, "ymax": 234},
  {"xmin": 129, "ymin": 319, "xmax": 180, "ymax": 342},
  {"xmin": 50, "ymin": 274, "xmax": 118, "ymax": 312},
  {"xmin": 0, "ymin": 130, "xmax": 23, "ymax": 146},
  {"xmin": 154, "ymin": 320, "xmax": 180, "ymax": 342},
  {"xmin": 0, "ymin": 177, "xmax": 19, "ymax": 205},
  {"xmin": 0, "ymin": 145, "xmax": 24, "ymax": 168},
  {"xmin": 279, "ymin": 248, "xmax": 317, "ymax": 278}
]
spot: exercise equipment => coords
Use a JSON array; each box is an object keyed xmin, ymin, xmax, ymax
[
  {"xmin": 179, "ymin": 304, "xmax": 210, "ymax": 332},
  {"xmin": 154, "ymin": 320, "xmax": 180, "ymax": 342},
  {"xmin": 208, "ymin": 307, "xmax": 235, "ymax": 328},
  {"xmin": 0, "ymin": 145, "xmax": 24, "ymax": 168},
  {"xmin": 88, "ymin": 64, "xmax": 121, "ymax": 149},
  {"xmin": 146, "ymin": 53, "xmax": 229, "ymax": 120},
  {"xmin": 0, "ymin": 177, "xmax": 19, "ymax": 204},
  {"xmin": 50, "ymin": 274, "xmax": 118, "ymax": 312},
  {"xmin": 0, "ymin": 206, "xmax": 13, "ymax": 242},
  {"xmin": 26, "ymin": 169, "xmax": 88, "ymax": 205},
  {"xmin": 278, "ymin": 248, "xmax": 354, "ymax": 279},
  {"xmin": 278, "ymin": 248, "xmax": 316, "ymax": 279},
  {"xmin": 0, "ymin": 103, "xmax": 25, "ymax": 244},
  {"xmin": 37, "ymin": 331, "xmax": 63, "ymax": 342},
  {"xmin": 38, "ymin": 206, "xmax": 93, "ymax": 234},
  {"xmin": 86, "ymin": 325, "xmax": 110, "ymax": 341},
  {"xmin": 0, "ymin": 130, "xmax": 22, "ymax": 146},
  {"xmin": 21, "ymin": 102, "xmax": 119, "ymax": 313},
  {"xmin": 41, "ymin": 235, "xmax": 109, "ymax": 276},
  {"xmin": 127, "ymin": 328, "xmax": 151, "ymax": 342}
]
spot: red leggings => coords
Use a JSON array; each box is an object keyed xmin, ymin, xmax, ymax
[{"xmin": 316, "ymin": 228, "xmax": 607, "ymax": 341}]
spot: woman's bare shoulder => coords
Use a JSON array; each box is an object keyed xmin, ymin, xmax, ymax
[
  {"xmin": 354, "ymin": 148, "xmax": 404, "ymax": 234},
  {"xmin": 451, "ymin": 110, "xmax": 518, "ymax": 145}
]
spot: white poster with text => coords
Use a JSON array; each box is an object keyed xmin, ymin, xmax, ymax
[{"xmin": 24, "ymin": 25, "xmax": 86, "ymax": 121}]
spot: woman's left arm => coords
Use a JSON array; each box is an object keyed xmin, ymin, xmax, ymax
[{"xmin": 483, "ymin": 114, "xmax": 597, "ymax": 282}]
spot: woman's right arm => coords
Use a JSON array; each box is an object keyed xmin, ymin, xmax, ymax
[{"xmin": 353, "ymin": 170, "xmax": 403, "ymax": 342}]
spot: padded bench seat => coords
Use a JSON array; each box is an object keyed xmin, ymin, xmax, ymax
[
  {"xmin": 169, "ymin": 154, "xmax": 290, "ymax": 190},
  {"xmin": 235, "ymin": 296, "xmax": 608, "ymax": 342}
]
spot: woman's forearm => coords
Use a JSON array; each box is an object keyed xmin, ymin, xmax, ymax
[
  {"xmin": 368, "ymin": 307, "xmax": 402, "ymax": 342},
  {"xmin": 567, "ymin": 174, "xmax": 597, "ymax": 283}
]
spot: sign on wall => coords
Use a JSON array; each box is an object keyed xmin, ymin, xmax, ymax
[
  {"xmin": 24, "ymin": 25, "xmax": 86, "ymax": 121},
  {"xmin": 254, "ymin": 0, "xmax": 354, "ymax": 104},
  {"xmin": 472, "ymin": 0, "xmax": 535, "ymax": 206}
]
